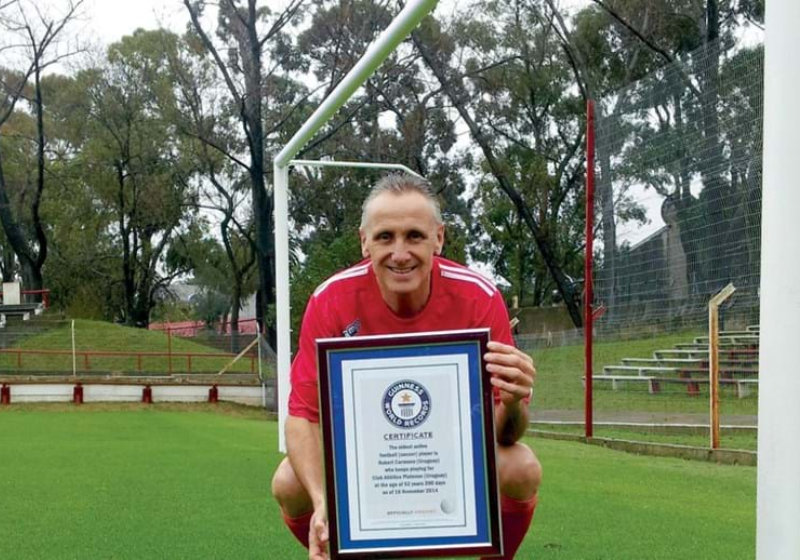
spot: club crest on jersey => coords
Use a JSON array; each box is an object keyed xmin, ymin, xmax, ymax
[
  {"xmin": 382, "ymin": 380, "xmax": 431, "ymax": 429},
  {"xmin": 342, "ymin": 319, "xmax": 361, "ymax": 337}
]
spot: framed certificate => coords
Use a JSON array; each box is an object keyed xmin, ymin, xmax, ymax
[{"xmin": 317, "ymin": 329, "xmax": 502, "ymax": 559}]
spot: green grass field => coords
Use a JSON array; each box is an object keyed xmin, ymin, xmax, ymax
[{"xmin": 0, "ymin": 404, "xmax": 756, "ymax": 559}]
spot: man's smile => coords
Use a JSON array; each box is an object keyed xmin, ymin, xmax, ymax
[{"xmin": 387, "ymin": 265, "xmax": 418, "ymax": 275}]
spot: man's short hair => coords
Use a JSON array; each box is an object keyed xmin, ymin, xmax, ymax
[{"xmin": 360, "ymin": 173, "xmax": 442, "ymax": 228}]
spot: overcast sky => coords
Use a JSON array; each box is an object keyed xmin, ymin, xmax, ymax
[
  {"xmin": 78, "ymin": 0, "xmax": 591, "ymax": 46},
  {"xmin": 81, "ymin": 0, "xmax": 188, "ymax": 46}
]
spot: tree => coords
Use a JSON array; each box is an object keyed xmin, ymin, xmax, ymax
[
  {"xmin": 69, "ymin": 30, "xmax": 200, "ymax": 326},
  {"xmin": 182, "ymin": 0, "xmax": 308, "ymax": 346},
  {"xmin": 166, "ymin": 35, "xmax": 257, "ymax": 336},
  {"xmin": 0, "ymin": 0, "xmax": 84, "ymax": 289},
  {"xmin": 412, "ymin": 4, "xmax": 587, "ymax": 326},
  {"xmin": 579, "ymin": 0, "xmax": 764, "ymax": 305}
]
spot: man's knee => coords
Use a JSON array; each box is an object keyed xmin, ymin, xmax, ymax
[
  {"xmin": 498, "ymin": 443, "xmax": 542, "ymax": 500},
  {"xmin": 270, "ymin": 458, "xmax": 293, "ymax": 505},
  {"xmin": 271, "ymin": 458, "xmax": 312, "ymax": 516}
]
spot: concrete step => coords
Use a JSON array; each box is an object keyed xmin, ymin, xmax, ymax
[
  {"xmin": 674, "ymin": 342, "xmax": 759, "ymax": 350},
  {"xmin": 603, "ymin": 365, "xmax": 677, "ymax": 376},
  {"xmin": 587, "ymin": 375, "xmax": 758, "ymax": 398},
  {"xmin": 655, "ymin": 348, "xmax": 758, "ymax": 359},
  {"xmin": 623, "ymin": 357, "xmax": 702, "ymax": 366},
  {"xmin": 622, "ymin": 358, "xmax": 759, "ymax": 371},
  {"xmin": 676, "ymin": 367, "xmax": 760, "ymax": 377},
  {"xmin": 693, "ymin": 335, "xmax": 760, "ymax": 345},
  {"xmin": 648, "ymin": 358, "xmax": 759, "ymax": 369}
]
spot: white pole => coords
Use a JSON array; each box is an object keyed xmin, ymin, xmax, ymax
[
  {"xmin": 289, "ymin": 160, "xmax": 423, "ymax": 177},
  {"xmin": 71, "ymin": 320, "xmax": 77, "ymax": 377},
  {"xmin": 275, "ymin": 160, "xmax": 425, "ymax": 452},
  {"xmin": 758, "ymin": 1, "xmax": 800, "ymax": 557},
  {"xmin": 275, "ymin": 164, "xmax": 291, "ymax": 452},
  {"xmin": 257, "ymin": 329, "xmax": 265, "ymax": 409},
  {"xmin": 257, "ymin": 328, "xmax": 263, "ymax": 380}
]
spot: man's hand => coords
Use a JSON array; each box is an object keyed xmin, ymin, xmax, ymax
[
  {"xmin": 308, "ymin": 506, "xmax": 329, "ymax": 560},
  {"xmin": 484, "ymin": 341, "xmax": 535, "ymax": 406}
]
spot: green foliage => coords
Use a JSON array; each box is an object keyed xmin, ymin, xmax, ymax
[
  {"xmin": 44, "ymin": 29, "xmax": 203, "ymax": 325},
  {"xmin": 191, "ymin": 288, "xmax": 230, "ymax": 328},
  {"xmin": 443, "ymin": 1, "xmax": 590, "ymax": 305},
  {"xmin": 290, "ymin": 230, "xmax": 363, "ymax": 346}
]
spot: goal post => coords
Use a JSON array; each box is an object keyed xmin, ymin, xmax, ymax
[
  {"xmin": 758, "ymin": 0, "xmax": 800, "ymax": 557},
  {"xmin": 273, "ymin": 0, "xmax": 439, "ymax": 452}
]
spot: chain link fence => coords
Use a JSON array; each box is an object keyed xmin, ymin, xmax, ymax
[{"xmin": 531, "ymin": 39, "xmax": 762, "ymax": 451}]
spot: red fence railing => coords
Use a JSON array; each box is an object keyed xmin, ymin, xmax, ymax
[
  {"xmin": 0, "ymin": 348, "xmax": 258, "ymax": 375},
  {"xmin": 0, "ymin": 289, "xmax": 50, "ymax": 309}
]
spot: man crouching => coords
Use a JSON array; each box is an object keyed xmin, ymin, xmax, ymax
[{"xmin": 272, "ymin": 174, "xmax": 541, "ymax": 559}]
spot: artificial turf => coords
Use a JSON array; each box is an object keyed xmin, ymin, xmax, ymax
[{"xmin": 0, "ymin": 404, "xmax": 755, "ymax": 559}]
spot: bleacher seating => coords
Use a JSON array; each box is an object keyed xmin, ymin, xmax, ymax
[
  {"xmin": 585, "ymin": 325, "xmax": 760, "ymax": 398},
  {"xmin": 0, "ymin": 303, "xmax": 45, "ymax": 323}
]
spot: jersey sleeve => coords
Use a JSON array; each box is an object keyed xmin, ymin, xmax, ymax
[
  {"xmin": 481, "ymin": 289, "xmax": 515, "ymax": 347},
  {"xmin": 288, "ymin": 294, "xmax": 331, "ymax": 423}
]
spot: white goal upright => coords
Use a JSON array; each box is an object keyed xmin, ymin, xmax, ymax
[{"xmin": 758, "ymin": 0, "xmax": 800, "ymax": 558}]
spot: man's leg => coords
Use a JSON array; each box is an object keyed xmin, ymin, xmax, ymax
[
  {"xmin": 272, "ymin": 457, "xmax": 313, "ymax": 548},
  {"xmin": 489, "ymin": 442, "xmax": 542, "ymax": 559},
  {"xmin": 273, "ymin": 444, "xmax": 540, "ymax": 557}
]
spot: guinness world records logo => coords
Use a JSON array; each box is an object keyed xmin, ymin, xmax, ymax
[{"xmin": 382, "ymin": 380, "xmax": 431, "ymax": 429}]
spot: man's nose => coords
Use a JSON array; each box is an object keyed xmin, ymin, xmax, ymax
[{"xmin": 390, "ymin": 240, "xmax": 411, "ymax": 262}]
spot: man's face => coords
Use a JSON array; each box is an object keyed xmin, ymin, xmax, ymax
[{"xmin": 359, "ymin": 191, "xmax": 444, "ymax": 314}]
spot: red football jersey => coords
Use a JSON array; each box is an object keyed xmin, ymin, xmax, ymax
[{"xmin": 288, "ymin": 257, "xmax": 514, "ymax": 423}]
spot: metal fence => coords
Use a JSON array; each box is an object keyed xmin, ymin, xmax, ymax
[
  {"xmin": 531, "ymin": 40, "xmax": 763, "ymax": 451},
  {"xmin": 593, "ymin": 39, "xmax": 763, "ymax": 338}
]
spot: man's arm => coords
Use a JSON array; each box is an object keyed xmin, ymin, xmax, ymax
[
  {"xmin": 485, "ymin": 341, "xmax": 535, "ymax": 446},
  {"xmin": 495, "ymin": 397, "xmax": 531, "ymax": 446}
]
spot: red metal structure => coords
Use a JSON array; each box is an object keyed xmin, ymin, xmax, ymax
[
  {"xmin": 72, "ymin": 383, "xmax": 83, "ymax": 404},
  {"xmin": 0, "ymin": 288, "xmax": 50, "ymax": 308},
  {"xmin": 584, "ymin": 100, "xmax": 596, "ymax": 438}
]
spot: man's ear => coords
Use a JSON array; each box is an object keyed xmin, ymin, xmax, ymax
[
  {"xmin": 359, "ymin": 228, "xmax": 369, "ymax": 258},
  {"xmin": 435, "ymin": 224, "xmax": 445, "ymax": 256}
]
